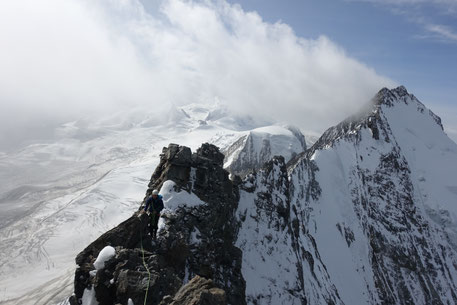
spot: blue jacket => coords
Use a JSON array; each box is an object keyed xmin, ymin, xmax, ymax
[{"xmin": 144, "ymin": 195, "xmax": 164, "ymax": 214}]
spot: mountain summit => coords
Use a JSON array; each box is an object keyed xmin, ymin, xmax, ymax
[{"xmin": 69, "ymin": 86, "xmax": 457, "ymax": 305}]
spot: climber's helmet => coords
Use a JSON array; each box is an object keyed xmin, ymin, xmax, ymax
[{"xmin": 152, "ymin": 189, "xmax": 159, "ymax": 197}]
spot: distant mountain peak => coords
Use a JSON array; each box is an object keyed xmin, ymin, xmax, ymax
[
  {"xmin": 307, "ymin": 86, "xmax": 446, "ymax": 156},
  {"xmin": 373, "ymin": 86, "xmax": 444, "ymax": 130},
  {"xmin": 374, "ymin": 85, "xmax": 411, "ymax": 107}
]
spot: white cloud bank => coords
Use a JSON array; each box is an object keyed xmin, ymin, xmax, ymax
[{"xmin": 0, "ymin": 0, "xmax": 395, "ymax": 150}]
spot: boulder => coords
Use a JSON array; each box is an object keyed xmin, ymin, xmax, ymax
[{"xmin": 159, "ymin": 275, "xmax": 226, "ymax": 305}]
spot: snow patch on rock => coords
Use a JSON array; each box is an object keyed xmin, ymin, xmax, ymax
[
  {"xmin": 81, "ymin": 287, "xmax": 98, "ymax": 305},
  {"xmin": 93, "ymin": 246, "xmax": 115, "ymax": 270},
  {"xmin": 160, "ymin": 180, "xmax": 206, "ymax": 211}
]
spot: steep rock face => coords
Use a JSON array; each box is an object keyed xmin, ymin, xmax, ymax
[
  {"xmin": 236, "ymin": 156, "xmax": 341, "ymax": 305},
  {"xmin": 69, "ymin": 143, "xmax": 245, "ymax": 305},
  {"xmin": 285, "ymin": 86, "xmax": 457, "ymax": 304}
]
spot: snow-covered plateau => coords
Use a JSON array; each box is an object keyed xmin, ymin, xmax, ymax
[{"xmin": 2, "ymin": 86, "xmax": 457, "ymax": 305}]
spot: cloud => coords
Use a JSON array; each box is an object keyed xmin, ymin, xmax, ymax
[
  {"xmin": 424, "ymin": 23, "xmax": 457, "ymax": 42},
  {"xmin": 349, "ymin": 0, "xmax": 457, "ymax": 43},
  {"xmin": 0, "ymin": 0, "xmax": 395, "ymax": 150}
]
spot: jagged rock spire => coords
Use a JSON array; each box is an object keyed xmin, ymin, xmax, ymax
[{"xmin": 69, "ymin": 143, "xmax": 245, "ymax": 305}]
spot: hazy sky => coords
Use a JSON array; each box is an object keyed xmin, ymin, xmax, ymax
[{"xmin": 0, "ymin": 0, "xmax": 455, "ymax": 150}]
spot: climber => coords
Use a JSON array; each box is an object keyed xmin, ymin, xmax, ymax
[{"xmin": 141, "ymin": 189, "xmax": 164, "ymax": 239}]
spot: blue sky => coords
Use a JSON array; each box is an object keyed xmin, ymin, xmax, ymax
[{"xmin": 222, "ymin": 0, "xmax": 457, "ymax": 109}]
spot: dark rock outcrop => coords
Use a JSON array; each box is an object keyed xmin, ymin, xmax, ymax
[
  {"xmin": 69, "ymin": 143, "xmax": 245, "ymax": 305},
  {"xmin": 159, "ymin": 275, "xmax": 226, "ymax": 305}
]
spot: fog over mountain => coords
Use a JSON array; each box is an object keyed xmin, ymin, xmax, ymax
[{"xmin": 0, "ymin": 0, "xmax": 396, "ymax": 151}]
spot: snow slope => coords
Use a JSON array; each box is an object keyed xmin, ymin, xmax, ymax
[
  {"xmin": 222, "ymin": 125, "xmax": 306, "ymax": 175},
  {"xmin": 304, "ymin": 87, "xmax": 457, "ymax": 304},
  {"xmin": 236, "ymin": 157, "xmax": 341, "ymax": 304}
]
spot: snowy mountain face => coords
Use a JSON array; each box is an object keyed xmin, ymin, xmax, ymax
[
  {"xmin": 66, "ymin": 86, "xmax": 457, "ymax": 305},
  {"xmin": 242, "ymin": 85, "xmax": 457, "ymax": 304},
  {"xmin": 222, "ymin": 125, "xmax": 306, "ymax": 176}
]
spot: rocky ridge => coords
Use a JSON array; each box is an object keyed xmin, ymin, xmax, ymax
[{"xmin": 69, "ymin": 143, "xmax": 245, "ymax": 305}]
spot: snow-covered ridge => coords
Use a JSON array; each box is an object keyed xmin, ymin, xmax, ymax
[
  {"xmin": 222, "ymin": 125, "xmax": 306, "ymax": 176},
  {"xmin": 283, "ymin": 86, "xmax": 457, "ymax": 304},
  {"xmin": 305, "ymin": 86, "xmax": 448, "ymax": 158},
  {"xmin": 374, "ymin": 85, "xmax": 444, "ymax": 130}
]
